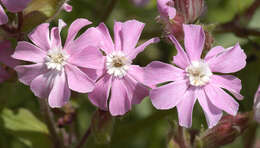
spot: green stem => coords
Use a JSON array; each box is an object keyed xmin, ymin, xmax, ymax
[
  {"xmin": 100, "ymin": 0, "xmax": 118, "ymax": 22},
  {"xmin": 75, "ymin": 126, "xmax": 92, "ymax": 148},
  {"xmin": 243, "ymin": 122, "xmax": 258, "ymax": 148},
  {"xmin": 46, "ymin": 0, "xmax": 70, "ymax": 23},
  {"xmin": 176, "ymin": 126, "xmax": 189, "ymax": 148},
  {"xmin": 39, "ymin": 99, "xmax": 64, "ymax": 148}
]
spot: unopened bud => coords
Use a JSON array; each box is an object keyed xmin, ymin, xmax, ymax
[
  {"xmin": 174, "ymin": 0, "xmax": 205, "ymax": 23},
  {"xmin": 157, "ymin": 0, "xmax": 205, "ymax": 40},
  {"xmin": 198, "ymin": 113, "xmax": 250, "ymax": 148},
  {"xmin": 57, "ymin": 104, "xmax": 76, "ymax": 128},
  {"xmin": 167, "ymin": 120, "xmax": 191, "ymax": 148},
  {"xmin": 62, "ymin": 3, "xmax": 72, "ymax": 12},
  {"xmin": 157, "ymin": 0, "xmax": 185, "ymax": 40},
  {"xmin": 91, "ymin": 109, "xmax": 114, "ymax": 144}
]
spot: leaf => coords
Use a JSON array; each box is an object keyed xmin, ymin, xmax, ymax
[
  {"xmin": 1, "ymin": 108, "xmax": 48, "ymax": 133},
  {"xmin": 24, "ymin": 0, "xmax": 62, "ymax": 17},
  {"xmin": 0, "ymin": 108, "xmax": 52, "ymax": 148},
  {"xmin": 22, "ymin": 0, "xmax": 64, "ymax": 32}
]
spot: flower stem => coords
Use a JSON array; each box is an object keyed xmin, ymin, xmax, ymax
[
  {"xmin": 46, "ymin": 0, "xmax": 70, "ymax": 23},
  {"xmin": 176, "ymin": 126, "xmax": 189, "ymax": 148},
  {"xmin": 100, "ymin": 0, "xmax": 118, "ymax": 22},
  {"xmin": 39, "ymin": 99, "xmax": 64, "ymax": 148},
  {"xmin": 17, "ymin": 12, "xmax": 23, "ymax": 31},
  {"xmin": 75, "ymin": 126, "xmax": 92, "ymax": 148}
]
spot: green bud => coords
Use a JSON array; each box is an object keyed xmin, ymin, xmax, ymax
[{"xmin": 91, "ymin": 109, "xmax": 114, "ymax": 144}]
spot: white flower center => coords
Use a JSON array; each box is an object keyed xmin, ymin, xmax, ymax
[
  {"xmin": 106, "ymin": 51, "xmax": 131, "ymax": 78},
  {"xmin": 185, "ymin": 61, "xmax": 212, "ymax": 86},
  {"xmin": 45, "ymin": 49, "xmax": 69, "ymax": 71}
]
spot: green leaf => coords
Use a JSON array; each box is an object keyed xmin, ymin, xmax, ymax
[
  {"xmin": 1, "ymin": 108, "xmax": 48, "ymax": 133},
  {"xmin": 0, "ymin": 108, "xmax": 52, "ymax": 148},
  {"xmin": 22, "ymin": 0, "xmax": 64, "ymax": 32}
]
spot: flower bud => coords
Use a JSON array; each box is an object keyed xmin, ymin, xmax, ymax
[
  {"xmin": 198, "ymin": 113, "xmax": 250, "ymax": 148},
  {"xmin": 174, "ymin": 0, "xmax": 205, "ymax": 23},
  {"xmin": 157, "ymin": 0, "xmax": 205, "ymax": 39},
  {"xmin": 254, "ymin": 85, "xmax": 260, "ymax": 123},
  {"xmin": 157, "ymin": 0, "xmax": 185, "ymax": 39},
  {"xmin": 62, "ymin": 3, "xmax": 72, "ymax": 12},
  {"xmin": 91, "ymin": 109, "xmax": 114, "ymax": 144}
]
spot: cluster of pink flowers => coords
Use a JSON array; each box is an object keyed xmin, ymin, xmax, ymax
[{"xmin": 1, "ymin": 0, "xmax": 248, "ymax": 128}]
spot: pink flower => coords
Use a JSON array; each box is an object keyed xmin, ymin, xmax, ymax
[
  {"xmin": 0, "ymin": 0, "xmax": 31, "ymax": 25},
  {"xmin": 145, "ymin": 24, "xmax": 246, "ymax": 128},
  {"xmin": 88, "ymin": 20, "xmax": 159, "ymax": 116},
  {"xmin": 63, "ymin": 3, "xmax": 72, "ymax": 12},
  {"xmin": 254, "ymin": 85, "xmax": 260, "ymax": 123},
  {"xmin": 0, "ymin": 40, "xmax": 20, "ymax": 82},
  {"xmin": 12, "ymin": 19, "xmax": 104, "ymax": 108}
]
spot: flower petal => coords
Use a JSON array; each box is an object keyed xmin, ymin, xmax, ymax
[
  {"xmin": 28, "ymin": 23, "xmax": 51, "ymax": 51},
  {"xmin": 15, "ymin": 63, "xmax": 46, "ymax": 85},
  {"xmin": 80, "ymin": 67, "xmax": 104, "ymax": 82},
  {"xmin": 168, "ymin": 35, "xmax": 190, "ymax": 69},
  {"xmin": 88, "ymin": 74, "xmax": 112, "ymax": 111},
  {"xmin": 177, "ymin": 87, "xmax": 196, "ymax": 128},
  {"xmin": 0, "ymin": 5, "xmax": 8, "ymax": 25},
  {"xmin": 68, "ymin": 46, "xmax": 104, "ymax": 69},
  {"xmin": 65, "ymin": 27, "xmax": 101, "ymax": 56},
  {"xmin": 254, "ymin": 85, "xmax": 260, "ymax": 109},
  {"xmin": 2, "ymin": 0, "xmax": 31, "ymax": 12},
  {"xmin": 207, "ymin": 43, "xmax": 247, "ymax": 73},
  {"xmin": 30, "ymin": 71, "xmax": 54, "ymax": 99},
  {"xmin": 65, "ymin": 64, "xmax": 95, "ymax": 93},
  {"xmin": 157, "ymin": 0, "xmax": 176, "ymax": 20},
  {"xmin": 150, "ymin": 80, "xmax": 188, "ymax": 109},
  {"xmin": 114, "ymin": 21, "xmax": 123, "ymax": 51},
  {"xmin": 204, "ymin": 46, "xmax": 224, "ymax": 61},
  {"xmin": 127, "ymin": 37, "xmax": 160, "ymax": 60},
  {"xmin": 254, "ymin": 85, "xmax": 260, "ymax": 123},
  {"xmin": 124, "ymin": 74, "xmax": 149, "ymax": 105},
  {"xmin": 109, "ymin": 78, "xmax": 131, "ymax": 116},
  {"xmin": 197, "ymin": 88, "xmax": 223, "ymax": 128},
  {"xmin": 121, "ymin": 20, "xmax": 145, "ymax": 55},
  {"xmin": 48, "ymin": 72, "xmax": 71, "ymax": 108},
  {"xmin": 50, "ymin": 19, "xmax": 66, "ymax": 49},
  {"xmin": 65, "ymin": 18, "xmax": 92, "ymax": 46},
  {"xmin": 204, "ymin": 84, "xmax": 239, "ymax": 116},
  {"xmin": 210, "ymin": 75, "xmax": 243, "ymax": 100},
  {"xmin": 96, "ymin": 23, "xmax": 114, "ymax": 54},
  {"xmin": 12, "ymin": 41, "xmax": 46, "ymax": 63},
  {"xmin": 183, "ymin": 24, "xmax": 205, "ymax": 61},
  {"xmin": 142, "ymin": 61, "xmax": 185, "ymax": 87}
]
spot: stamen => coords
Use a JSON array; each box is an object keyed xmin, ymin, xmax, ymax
[
  {"xmin": 186, "ymin": 61, "xmax": 212, "ymax": 86},
  {"xmin": 106, "ymin": 51, "xmax": 131, "ymax": 78},
  {"xmin": 45, "ymin": 49, "xmax": 69, "ymax": 71}
]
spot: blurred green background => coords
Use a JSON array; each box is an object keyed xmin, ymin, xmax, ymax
[{"xmin": 0, "ymin": 0, "xmax": 260, "ymax": 147}]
